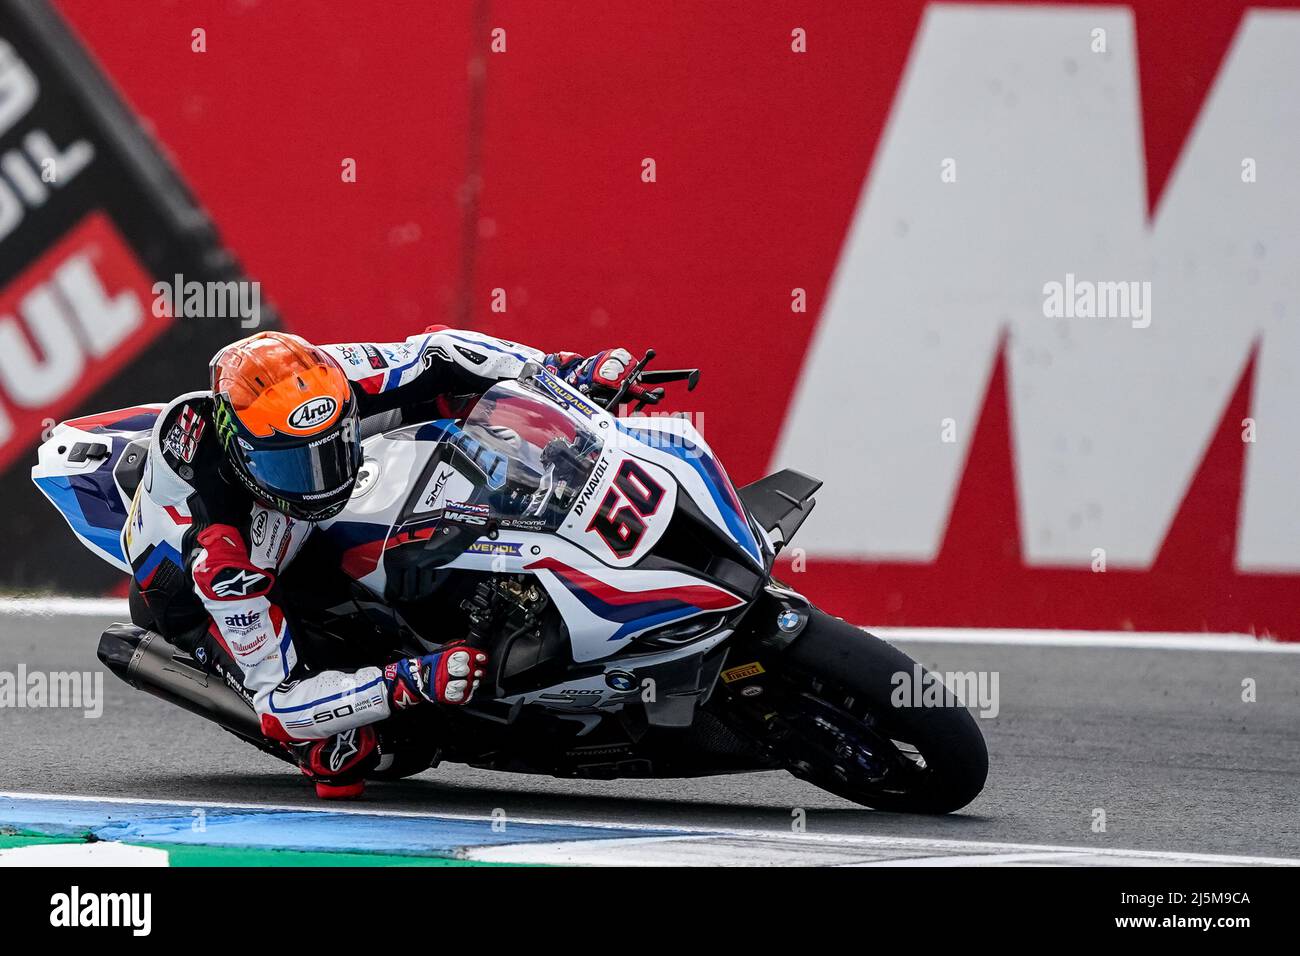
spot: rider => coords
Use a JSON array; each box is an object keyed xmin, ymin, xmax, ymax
[{"xmin": 124, "ymin": 326, "xmax": 642, "ymax": 797}]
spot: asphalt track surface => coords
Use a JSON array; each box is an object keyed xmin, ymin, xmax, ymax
[{"xmin": 2, "ymin": 612, "xmax": 1298, "ymax": 860}]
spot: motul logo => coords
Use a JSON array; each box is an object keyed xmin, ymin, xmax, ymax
[
  {"xmin": 0, "ymin": 254, "xmax": 142, "ymax": 412},
  {"xmin": 0, "ymin": 38, "xmax": 163, "ymax": 472},
  {"xmin": 0, "ymin": 213, "xmax": 163, "ymax": 471},
  {"xmin": 776, "ymin": 8, "xmax": 1300, "ymax": 573},
  {"xmin": 0, "ymin": 38, "xmax": 95, "ymax": 243}
]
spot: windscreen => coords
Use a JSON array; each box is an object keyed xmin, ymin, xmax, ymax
[{"xmin": 459, "ymin": 379, "xmax": 605, "ymax": 530}]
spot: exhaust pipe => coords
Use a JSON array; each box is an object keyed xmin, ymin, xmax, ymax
[{"xmin": 97, "ymin": 623, "xmax": 262, "ymax": 740}]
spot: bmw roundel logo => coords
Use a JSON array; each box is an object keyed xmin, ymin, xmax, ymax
[
  {"xmin": 605, "ymin": 670, "xmax": 637, "ymax": 692},
  {"xmin": 777, "ymin": 608, "xmax": 805, "ymax": 633}
]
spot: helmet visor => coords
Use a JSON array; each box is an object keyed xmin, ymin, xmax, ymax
[{"xmin": 242, "ymin": 428, "xmax": 361, "ymax": 500}]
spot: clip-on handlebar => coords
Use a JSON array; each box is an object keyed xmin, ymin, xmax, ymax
[{"xmin": 596, "ymin": 348, "xmax": 701, "ymax": 413}]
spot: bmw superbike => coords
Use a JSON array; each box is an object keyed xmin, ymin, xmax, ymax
[{"xmin": 33, "ymin": 354, "xmax": 987, "ymax": 813}]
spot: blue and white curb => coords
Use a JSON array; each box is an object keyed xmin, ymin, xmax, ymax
[
  {"xmin": 0, "ymin": 793, "xmax": 695, "ymax": 860},
  {"xmin": 3, "ymin": 792, "xmax": 1297, "ymax": 866}
]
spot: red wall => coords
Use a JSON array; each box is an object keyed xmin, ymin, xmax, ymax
[{"xmin": 52, "ymin": 1, "xmax": 1300, "ymax": 638}]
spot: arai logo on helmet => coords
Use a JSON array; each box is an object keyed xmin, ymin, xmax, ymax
[{"xmin": 287, "ymin": 396, "xmax": 338, "ymax": 431}]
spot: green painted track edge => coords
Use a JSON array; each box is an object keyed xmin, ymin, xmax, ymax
[{"xmin": 0, "ymin": 830, "xmax": 532, "ymax": 866}]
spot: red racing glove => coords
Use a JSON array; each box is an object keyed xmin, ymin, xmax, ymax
[
  {"xmin": 563, "ymin": 347, "xmax": 652, "ymax": 401},
  {"xmin": 384, "ymin": 643, "xmax": 489, "ymax": 707}
]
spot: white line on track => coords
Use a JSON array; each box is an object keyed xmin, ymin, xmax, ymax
[
  {"xmin": 4, "ymin": 791, "xmax": 1297, "ymax": 866},
  {"xmin": 0, "ymin": 597, "xmax": 129, "ymax": 616},
  {"xmin": 0, "ymin": 842, "xmax": 169, "ymax": 867},
  {"xmin": 460, "ymin": 834, "xmax": 1300, "ymax": 867},
  {"xmin": 4, "ymin": 597, "xmax": 1295, "ymax": 653},
  {"xmin": 874, "ymin": 627, "xmax": 1300, "ymax": 653}
]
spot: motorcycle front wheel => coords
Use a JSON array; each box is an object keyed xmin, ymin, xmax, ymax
[{"xmin": 736, "ymin": 608, "xmax": 989, "ymax": 814}]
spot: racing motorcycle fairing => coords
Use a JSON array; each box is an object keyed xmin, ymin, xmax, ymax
[
  {"xmin": 32, "ymin": 366, "xmax": 776, "ymax": 708},
  {"xmin": 32, "ymin": 404, "xmax": 164, "ymax": 572},
  {"xmin": 734, "ymin": 469, "xmax": 822, "ymax": 548},
  {"xmin": 612, "ymin": 416, "xmax": 766, "ymax": 570},
  {"xmin": 318, "ymin": 369, "xmax": 763, "ymax": 668},
  {"xmin": 34, "ymin": 355, "xmax": 991, "ymax": 814}
]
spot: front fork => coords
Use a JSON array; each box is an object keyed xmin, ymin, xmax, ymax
[{"xmin": 704, "ymin": 582, "xmax": 816, "ymax": 732}]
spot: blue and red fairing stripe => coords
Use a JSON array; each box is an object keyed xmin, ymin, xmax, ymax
[
  {"xmin": 64, "ymin": 406, "xmax": 163, "ymax": 435},
  {"xmin": 35, "ymin": 473, "xmax": 131, "ymax": 564},
  {"xmin": 34, "ymin": 407, "xmax": 163, "ymax": 565},
  {"xmin": 526, "ymin": 557, "xmax": 742, "ymax": 641}
]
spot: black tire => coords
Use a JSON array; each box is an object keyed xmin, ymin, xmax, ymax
[
  {"xmin": 777, "ymin": 608, "xmax": 988, "ymax": 814},
  {"xmin": 365, "ymin": 739, "xmax": 440, "ymax": 781}
]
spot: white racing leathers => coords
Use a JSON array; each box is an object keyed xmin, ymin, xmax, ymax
[{"xmin": 124, "ymin": 328, "xmax": 550, "ymax": 741}]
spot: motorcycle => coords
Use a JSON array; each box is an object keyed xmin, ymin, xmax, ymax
[{"xmin": 32, "ymin": 351, "xmax": 987, "ymax": 813}]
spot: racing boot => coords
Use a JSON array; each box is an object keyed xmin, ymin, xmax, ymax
[{"xmin": 272, "ymin": 724, "xmax": 382, "ymax": 799}]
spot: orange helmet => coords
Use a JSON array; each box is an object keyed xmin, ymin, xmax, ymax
[{"xmin": 210, "ymin": 332, "xmax": 361, "ymax": 521}]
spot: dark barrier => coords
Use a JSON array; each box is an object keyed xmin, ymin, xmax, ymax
[{"xmin": 0, "ymin": 0, "xmax": 274, "ymax": 592}]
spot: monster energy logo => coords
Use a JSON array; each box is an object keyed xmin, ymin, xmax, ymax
[{"xmin": 212, "ymin": 399, "xmax": 238, "ymax": 450}]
